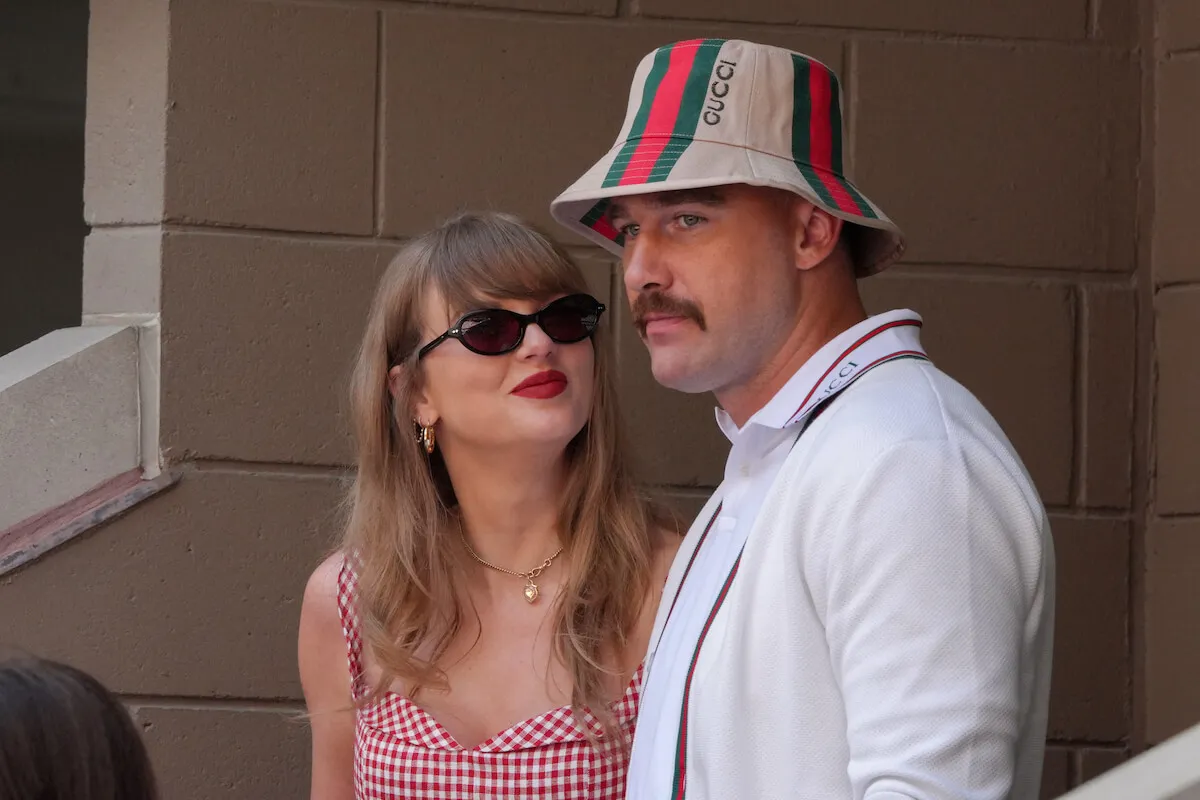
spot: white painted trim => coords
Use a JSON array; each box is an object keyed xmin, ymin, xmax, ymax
[
  {"xmin": 0, "ymin": 325, "xmax": 126, "ymax": 390},
  {"xmin": 1060, "ymin": 724, "xmax": 1200, "ymax": 799},
  {"xmin": 0, "ymin": 326, "xmax": 140, "ymax": 530},
  {"xmin": 84, "ymin": 313, "xmax": 162, "ymax": 478}
]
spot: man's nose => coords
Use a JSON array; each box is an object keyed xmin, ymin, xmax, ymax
[{"xmin": 622, "ymin": 235, "xmax": 670, "ymax": 296}]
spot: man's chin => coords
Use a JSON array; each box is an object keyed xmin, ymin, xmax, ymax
[{"xmin": 648, "ymin": 352, "xmax": 714, "ymax": 394}]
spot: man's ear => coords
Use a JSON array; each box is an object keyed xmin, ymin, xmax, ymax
[{"xmin": 792, "ymin": 201, "xmax": 844, "ymax": 272}]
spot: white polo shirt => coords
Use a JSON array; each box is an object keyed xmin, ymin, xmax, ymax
[{"xmin": 626, "ymin": 309, "xmax": 1055, "ymax": 800}]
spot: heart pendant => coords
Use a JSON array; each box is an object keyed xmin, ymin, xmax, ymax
[{"xmin": 523, "ymin": 583, "xmax": 539, "ymax": 603}]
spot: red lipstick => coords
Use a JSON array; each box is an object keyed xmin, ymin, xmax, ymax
[{"xmin": 511, "ymin": 370, "xmax": 568, "ymax": 399}]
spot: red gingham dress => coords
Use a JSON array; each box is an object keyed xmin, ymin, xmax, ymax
[{"xmin": 336, "ymin": 558, "xmax": 643, "ymax": 799}]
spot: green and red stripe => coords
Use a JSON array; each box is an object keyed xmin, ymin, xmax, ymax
[
  {"xmin": 669, "ymin": 549, "xmax": 743, "ymax": 800},
  {"xmin": 602, "ymin": 39, "xmax": 726, "ymax": 189},
  {"xmin": 579, "ymin": 198, "xmax": 624, "ymax": 246},
  {"xmin": 787, "ymin": 318, "xmax": 922, "ymax": 422},
  {"xmin": 791, "ymin": 55, "xmax": 878, "ymax": 219},
  {"xmin": 656, "ymin": 503, "xmax": 722, "ymax": 637}
]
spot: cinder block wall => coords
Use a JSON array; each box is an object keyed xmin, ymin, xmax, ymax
[
  {"xmin": 0, "ymin": 0, "xmax": 1163, "ymax": 797},
  {"xmin": 1146, "ymin": 0, "xmax": 1200, "ymax": 750}
]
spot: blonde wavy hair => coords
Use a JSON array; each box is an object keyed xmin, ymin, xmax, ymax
[{"xmin": 341, "ymin": 211, "xmax": 669, "ymax": 739}]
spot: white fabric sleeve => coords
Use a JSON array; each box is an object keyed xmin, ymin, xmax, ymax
[{"xmin": 815, "ymin": 437, "xmax": 1046, "ymax": 800}]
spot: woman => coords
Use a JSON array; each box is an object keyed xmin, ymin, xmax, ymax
[
  {"xmin": 0, "ymin": 656, "xmax": 159, "ymax": 800},
  {"xmin": 298, "ymin": 211, "xmax": 680, "ymax": 799}
]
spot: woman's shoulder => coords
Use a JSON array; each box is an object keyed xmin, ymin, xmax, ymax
[
  {"xmin": 302, "ymin": 550, "xmax": 350, "ymax": 635},
  {"xmin": 306, "ymin": 550, "xmax": 347, "ymax": 599}
]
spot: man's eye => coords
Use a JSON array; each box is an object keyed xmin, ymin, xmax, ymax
[
  {"xmin": 619, "ymin": 223, "xmax": 640, "ymax": 238},
  {"xmin": 678, "ymin": 214, "xmax": 703, "ymax": 228}
]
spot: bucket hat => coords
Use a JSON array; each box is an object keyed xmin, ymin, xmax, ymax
[{"xmin": 550, "ymin": 38, "xmax": 905, "ymax": 276}]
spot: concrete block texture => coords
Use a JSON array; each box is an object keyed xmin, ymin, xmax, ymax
[
  {"xmin": 854, "ymin": 41, "xmax": 1139, "ymax": 271},
  {"xmin": 164, "ymin": 0, "xmax": 377, "ymax": 235},
  {"xmin": 1046, "ymin": 516, "xmax": 1131, "ymax": 742},
  {"xmin": 83, "ymin": 227, "xmax": 164, "ymax": 316},
  {"xmin": 1155, "ymin": 290, "xmax": 1200, "ymax": 514},
  {"xmin": 636, "ymin": 0, "xmax": 1089, "ymax": 40},
  {"xmin": 415, "ymin": 0, "xmax": 618, "ymax": 14},
  {"xmin": 1093, "ymin": 0, "xmax": 1140, "ymax": 46},
  {"xmin": 378, "ymin": 9, "xmax": 841, "ymax": 241},
  {"xmin": 1081, "ymin": 288, "xmax": 1137, "ymax": 509},
  {"xmin": 0, "ymin": 468, "xmax": 344, "ymax": 699},
  {"xmin": 83, "ymin": 0, "xmax": 168, "ymax": 225},
  {"xmin": 1041, "ymin": 746, "xmax": 1073, "ymax": 799},
  {"xmin": 1079, "ymin": 749, "xmax": 1129, "ymax": 782},
  {"xmin": 1160, "ymin": 0, "xmax": 1200, "ymax": 52},
  {"xmin": 159, "ymin": 232, "xmax": 397, "ymax": 465},
  {"xmin": 133, "ymin": 706, "xmax": 309, "ymax": 800},
  {"xmin": 1154, "ymin": 59, "xmax": 1200, "ymax": 285},
  {"xmin": 1146, "ymin": 519, "xmax": 1200, "ymax": 744},
  {"xmin": 861, "ymin": 275, "xmax": 1075, "ymax": 507},
  {"xmin": 0, "ymin": 326, "xmax": 140, "ymax": 531}
]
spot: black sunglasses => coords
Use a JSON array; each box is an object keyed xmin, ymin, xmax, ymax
[{"xmin": 417, "ymin": 293, "xmax": 606, "ymax": 360}]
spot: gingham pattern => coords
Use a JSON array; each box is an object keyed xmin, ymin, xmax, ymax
[
  {"xmin": 337, "ymin": 558, "xmax": 643, "ymax": 799},
  {"xmin": 550, "ymin": 38, "xmax": 906, "ymax": 277}
]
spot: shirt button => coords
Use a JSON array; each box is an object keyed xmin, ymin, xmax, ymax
[{"xmin": 740, "ymin": 465, "xmax": 751, "ymax": 477}]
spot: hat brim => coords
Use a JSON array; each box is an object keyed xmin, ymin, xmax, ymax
[{"xmin": 551, "ymin": 136, "xmax": 905, "ymax": 278}]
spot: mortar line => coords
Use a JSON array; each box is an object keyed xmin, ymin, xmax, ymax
[
  {"xmin": 262, "ymin": 0, "xmax": 1131, "ymax": 52},
  {"xmin": 189, "ymin": 458, "xmax": 351, "ymax": 477},
  {"xmin": 1072, "ymin": 286, "xmax": 1089, "ymax": 507},
  {"xmin": 372, "ymin": 10, "xmax": 385, "ymax": 236},
  {"xmin": 122, "ymin": 695, "xmax": 305, "ymax": 713}
]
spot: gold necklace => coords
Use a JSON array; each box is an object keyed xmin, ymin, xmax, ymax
[{"xmin": 458, "ymin": 522, "xmax": 564, "ymax": 604}]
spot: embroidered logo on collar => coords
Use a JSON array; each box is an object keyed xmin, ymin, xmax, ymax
[{"xmin": 785, "ymin": 317, "xmax": 927, "ymax": 427}]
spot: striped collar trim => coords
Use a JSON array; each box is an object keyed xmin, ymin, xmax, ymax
[{"xmin": 716, "ymin": 309, "xmax": 928, "ymax": 436}]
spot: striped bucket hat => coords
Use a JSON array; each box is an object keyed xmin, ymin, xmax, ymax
[{"xmin": 550, "ymin": 39, "xmax": 905, "ymax": 277}]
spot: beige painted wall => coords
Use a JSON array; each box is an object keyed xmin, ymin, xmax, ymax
[{"xmin": 0, "ymin": 0, "xmax": 1182, "ymax": 797}]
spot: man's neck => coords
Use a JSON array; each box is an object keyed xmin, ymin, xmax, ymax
[{"xmin": 716, "ymin": 294, "xmax": 868, "ymax": 428}]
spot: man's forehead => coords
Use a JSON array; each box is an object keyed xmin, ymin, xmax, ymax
[{"xmin": 606, "ymin": 187, "xmax": 728, "ymax": 219}]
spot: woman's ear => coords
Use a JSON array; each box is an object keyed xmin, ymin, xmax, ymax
[
  {"xmin": 387, "ymin": 364, "xmax": 406, "ymax": 403},
  {"xmin": 396, "ymin": 364, "xmax": 438, "ymax": 428}
]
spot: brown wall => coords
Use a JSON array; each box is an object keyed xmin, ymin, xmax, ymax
[
  {"xmin": 0, "ymin": 0, "xmax": 1168, "ymax": 797},
  {"xmin": 0, "ymin": 1, "xmax": 88, "ymax": 356},
  {"xmin": 1146, "ymin": 0, "xmax": 1200, "ymax": 748}
]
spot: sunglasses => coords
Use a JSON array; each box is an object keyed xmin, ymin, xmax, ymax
[{"xmin": 418, "ymin": 293, "xmax": 606, "ymax": 360}]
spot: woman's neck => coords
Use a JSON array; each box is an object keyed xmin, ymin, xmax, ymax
[{"xmin": 442, "ymin": 444, "xmax": 567, "ymax": 575}]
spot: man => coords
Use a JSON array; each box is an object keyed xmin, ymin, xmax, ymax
[{"xmin": 550, "ymin": 39, "xmax": 1054, "ymax": 799}]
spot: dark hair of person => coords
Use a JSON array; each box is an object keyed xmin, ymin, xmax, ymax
[{"xmin": 0, "ymin": 656, "xmax": 159, "ymax": 800}]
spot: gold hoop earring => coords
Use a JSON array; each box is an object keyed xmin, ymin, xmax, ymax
[{"xmin": 420, "ymin": 424, "xmax": 435, "ymax": 455}]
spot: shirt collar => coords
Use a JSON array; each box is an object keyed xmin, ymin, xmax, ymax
[{"xmin": 716, "ymin": 308, "xmax": 927, "ymax": 442}]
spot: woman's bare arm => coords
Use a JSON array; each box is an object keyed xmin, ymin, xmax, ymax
[{"xmin": 298, "ymin": 553, "xmax": 356, "ymax": 800}]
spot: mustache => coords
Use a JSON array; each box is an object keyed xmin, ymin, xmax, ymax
[{"xmin": 632, "ymin": 291, "xmax": 706, "ymax": 335}]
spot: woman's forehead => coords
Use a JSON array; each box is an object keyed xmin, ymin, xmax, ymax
[
  {"xmin": 434, "ymin": 287, "xmax": 564, "ymax": 318},
  {"xmin": 419, "ymin": 288, "xmax": 568, "ymax": 333}
]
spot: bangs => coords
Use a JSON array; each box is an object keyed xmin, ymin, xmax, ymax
[{"xmin": 421, "ymin": 213, "xmax": 588, "ymax": 319}]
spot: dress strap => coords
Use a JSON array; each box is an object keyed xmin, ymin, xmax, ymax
[{"xmin": 335, "ymin": 554, "xmax": 366, "ymax": 699}]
